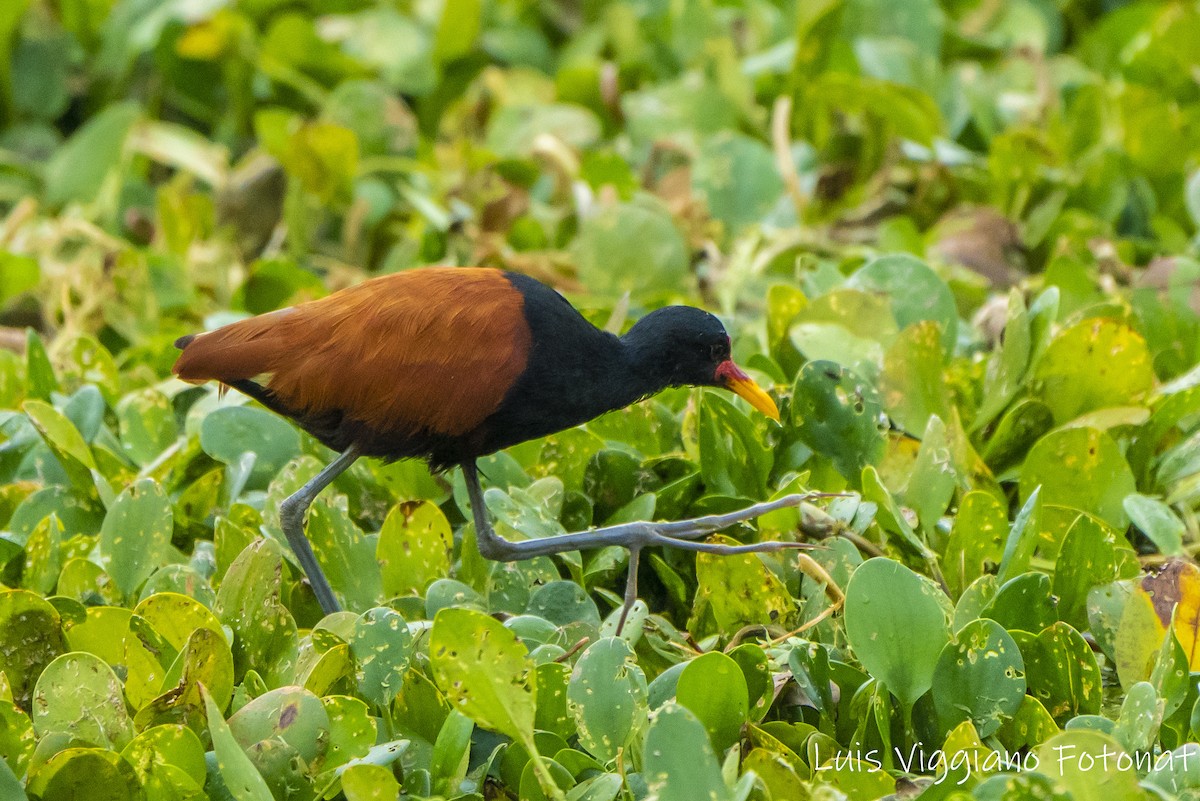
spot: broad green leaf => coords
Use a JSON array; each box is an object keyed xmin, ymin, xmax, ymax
[
  {"xmin": 350, "ymin": 607, "xmax": 413, "ymax": 709},
  {"xmin": 792, "ymin": 361, "xmax": 885, "ymax": 481},
  {"xmin": 676, "ymin": 651, "xmax": 748, "ymax": 752},
  {"xmin": 690, "ymin": 535, "xmax": 794, "ymax": 635},
  {"xmin": 0, "ymin": 590, "xmax": 67, "ymax": 708},
  {"xmin": 26, "ymin": 747, "xmax": 141, "ymax": 801},
  {"xmin": 1016, "ymin": 623, "xmax": 1102, "ymax": 724},
  {"xmin": 1031, "ymin": 318, "xmax": 1155, "ymax": 425},
  {"xmin": 32, "ymin": 652, "xmax": 133, "ymax": 749},
  {"xmin": 200, "ymin": 406, "xmax": 300, "ymax": 489},
  {"xmin": 429, "ymin": 607, "xmax": 536, "ymax": 743},
  {"xmin": 203, "ymin": 687, "xmax": 273, "ymax": 801},
  {"xmin": 1032, "ymin": 730, "xmax": 1141, "ymax": 801},
  {"xmin": 932, "ymin": 619, "xmax": 1026, "ymax": 738},
  {"xmin": 43, "ymin": 101, "xmax": 139, "ymax": 206},
  {"xmin": 567, "ymin": 638, "xmax": 647, "ymax": 762},
  {"xmin": 642, "ymin": 703, "xmax": 730, "ymax": 801},
  {"xmin": 1019, "ymin": 427, "xmax": 1135, "ymax": 531},
  {"xmin": 571, "ymin": 197, "xmax": 689, "ymax": 297},
  {"xmin": 843, "ymin": 557, "xmax": 952, "ymax": 709},
  {"xmin": 376, "ymin": 501, "xmax": 452, "ymax": 598},
  {"xmin": 98, "ymin": 478, "xmax": 173, "ymax": 600}
]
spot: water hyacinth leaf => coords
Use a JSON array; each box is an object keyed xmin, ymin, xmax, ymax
[
  {"xmin": 429, "ymin": 709, "xmax": 473, "ymax": 796},
  {"xmin": 1017, "ymin": 623, "xmax": 1103, "ymax": 724},
  {"xmin": 1124, "ymin": 493, "xmax": 1186, "ymax": 556},
  {"xmin": 983, "ymin": 571, "xmax": 1058, "ymax": 633},
  {"xmin": 341, "ymin": 763, "xmax": 401, "ymax": 801},
  {"xmin": 676, "ymin": 651, "xmax": 749, "ymax": 752},
  {"xmin": 202, "ymin": 687, "xmax": 273, "ymax": 801},
  {"xmin": 321, "ymin": 695, "xmax": 376, "ymax": 772},
  {"xmin": 98, "ymin": 478, "xmax": 173, "ymax": 600},
  {"xmin": 567, "ymin": 637, "xmax": 647, "ymax": 761},
  {"xmin": 845, "ymin": 254, "xmax": 958, "ymax": 354},
  {"xmin": 305, "ymin": 499, "xmax": 382, "ymax": 611},
  {"xmin": 1052, "ymin": 515, "xmax": 1120, "ymax": 629},
  {"xmin": 120, "ymin": 724, "xmax": 207, "ymax": 793},
  {"xmin": 25, "ymin": 747, "xmax": 141, "ymax": 801},
  {"xmin": 350, "ymin": 607, "xmax": 413, "ymax": 709},
  {"xmin": 728, "ymin": 643, "xmax": 773, "ymax": 721},
  {"xmin": 0, "ymin": 590, "xmax": 68, "ymax": 708},
  {"xmin": 932, "ymin": 618, "xmax": 1026, "ymax": 738},
  {"xmin": 376, "ymin": 500, "xmax": 453, "ymax": 598},
  {"xmin": 527, "ymin": 580, "xmax": 602, "ymax": 634},
  {"xmin": 692, "ymin": 132, "xmax": 785, "ymax": 235},
  {"xmin": 1032, "ymin": 730, "xmax": 1141, "ymax": 801},
  {"xmin": 31, "ymin": 651, "xmax": 133, "ymax": 749},
  {"xmin": 792, "ymin": 361, "xmax": 885, "ymax": 482},
  {"xmin": 22, "ymin": 513, "xmax": 63, "ymax": 596},
  {"xmin": 1019, "ymin": 427, "xmax": 1135, "ymax": 531},
  {"xmin": 1031, "ymin": 318, "xmax": 1155, "ymax": 425},
  {"xmin": 689, "ymin": 535, "xmax": 794, "ymax": 635},
  {"xmin": 642, "ymin": 703, "xmax": 730, "ymax": 801},
  {"xmin": 877, "ymin": 321, "xmax": 950, "ymax": 436},
  {"xmin": 902, "ymin": 415, "xmax": 957, "ymax": 534},
  {"xmin": 429, "ymin": 607, "xmax": 537, "ymax": 743},
  {"xmin": 214, "ymin": 539, "xmax": 299, "ymax": 682},
  {"xmin": 943, "ymin": 491, "xmax": 1007, "ymax": 597},
  {"xmin": 200, "ymin": 406, "xmax": 301, "ymax": 488},
  {"xmin": 0, "ymin": 699, "xmax": 34, "ymax": 777},
  {"xmin": 697, "ymin": 391, "xmax": 770, "ymax": 499},
  {"xmin": 43, "ymin": 101, "xmax": 140, "ymax": 206},
  {"xmin": 227, "ymin": 685, "xmax": 330, "ymax": 765},
  {"xmin": 844, "ymin": 557, "xmax": 952, "ymax": 709},
  {"xmin": 23, "ymin": 399, "xmax": 98, "ymax": 495},
  {"xmin": 116, "ymin": 388, "xmax": 177, "ymax": 466}
]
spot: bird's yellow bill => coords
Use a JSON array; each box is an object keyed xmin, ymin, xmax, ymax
[{"xmin": 727, "ymin": 375, "xmax": 780, "ymax": 421}]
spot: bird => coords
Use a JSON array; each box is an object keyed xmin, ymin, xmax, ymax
[{"xmin": 173, "ymin": 266, "xmax": 816, "ymax": 626}]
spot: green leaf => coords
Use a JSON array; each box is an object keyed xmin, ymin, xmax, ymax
[
  {"xmin": 843, "ymin": 557, "xmax": 952, "ymax": 709},
  {"xmin": 846, "ymin": 254, "xmax": 958, "ymax": 353},
  {"xmin": 1124, "ymin": 493, "xmax": 1186, "ymax": 556},
  {"xmin": 376, "ymin": 501, "xmax": 453, "ymax": 598},
  {"xmin": 932, "ymin": 619, "xmax": 1026, "ymax": 738},
  {"xmin": 32, "ymin": 652, "xmax": 133, "ymax": 749},
  {"xmin": 1020, "ymin": 427, "xmax": 1136, "ymax": 530},
  {"xmin": 429, "ymin": 607, "xmax": 536, "ymax": 743},
  {"xmin": 202, "ymin": 686, "xmax": 273, "ymax": 801},
  {"xmin": 676, "ymin": 651, "xmax": 748, "ymax": 752},
  {"xmin": 1031, "ymin": 318, "xmax": 1155, "ymax": 424},
  {"xmin": 0, "ymin": 253, "xmax": 38, "ymax": 305},
  {"xmin": 571, "ymin": 197, "xmax": 689, "ymax": 297},
  {"xmin": 791, "ymin": 361, "xmax": 885, "ymax": 481},
  {"xmin": 690, "ymin": 535, "xmax": 794, "ymax": 635},
  {"xmin": 697, "ymin": 391, "xmax": 770, "ymax": 498},
  {"xmin": 200, "ymin": 406, "xmax": 300, "ymax": 489},
  {"xmin": 98, "ymin": 478, "xmax": 173, "ymax": 600},
  {"xmin": 350, "ymin": 607, "xmax": 413, "ymax": 710},
  {"xmin": 878, "ymin": 321, "xmax": 950, "ymax": 435},
  {"xmin": 567, "ymin": 637, "xmax": 647, "ymax": 761},
  {"xmin": 642, "ymin": 703, "xmax": 730, "ymax": 801},
  {"xmin": 44, "ymin": 101, "xmax": 139, "ymax": 206},
  {"xmin": 0, "ymin": 590, "xmax": 67, "ymax": 708},
  {"xmin": 1016, "ymin": 623, "xmax": 1102, "ymax": 724},
  {"xmin": 433, "ymin": 0, "xmax": 481, "ymax": 63}
]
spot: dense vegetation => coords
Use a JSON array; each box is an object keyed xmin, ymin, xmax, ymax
[{"xmin": 2, "ymin": 0, "xmax": 1200, "ymax": 799}]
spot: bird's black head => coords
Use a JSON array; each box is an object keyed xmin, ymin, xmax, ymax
[{"xmin": 623, "ymin": 306, "xmax": 779, "ymax": 419}]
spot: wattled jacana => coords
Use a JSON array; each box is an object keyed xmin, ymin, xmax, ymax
[{"xmin": 173, "ymin": 267, "xmax": 816, "ymax": 624}]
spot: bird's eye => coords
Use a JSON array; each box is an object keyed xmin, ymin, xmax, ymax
[{"xmin": 709, "ymin": 343, "xmax": 723, "ymax": 361}]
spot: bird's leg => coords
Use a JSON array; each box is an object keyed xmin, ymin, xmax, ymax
[
  {"xmin": 462, "ymin": 461, "xmax": 822, "ymax": 631},
  {"xmin": 279, "ymin": 443, "xmax": 361, "ymax": 615}
]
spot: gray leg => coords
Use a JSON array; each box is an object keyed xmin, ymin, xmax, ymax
[
  {"xmin": 280, "ymin": 444, "xmax": 361, "ymax": 614},
  {"xmin": 462, "ymin": 461, "xmax": 822, "ymax": 632}
]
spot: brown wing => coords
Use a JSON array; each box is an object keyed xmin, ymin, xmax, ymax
[{"xmin": 173, "ymin": 267, "xmax": 530, "ymax": 437}]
